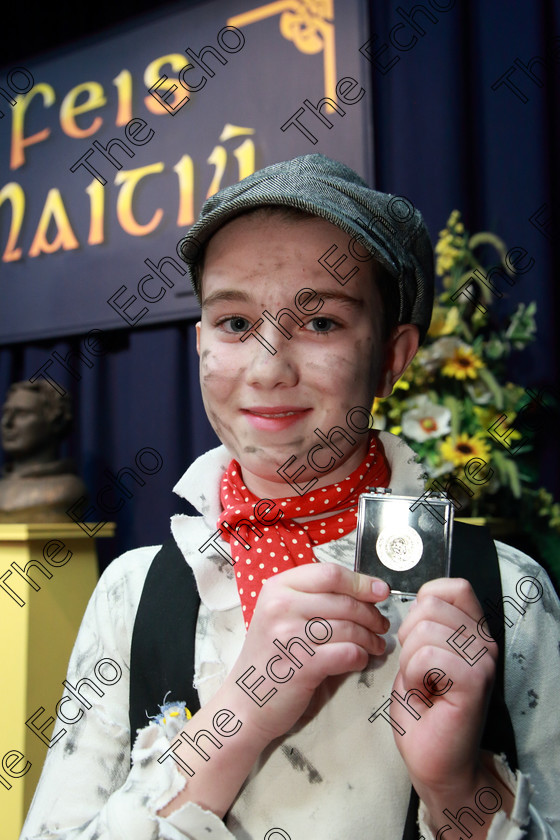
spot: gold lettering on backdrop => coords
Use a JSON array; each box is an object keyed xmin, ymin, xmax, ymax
[
  {"xmin": 233, "ymin": 139, "xmax": 256, "ymax": 180},
  {"xmin": 86, "ymin": 179, "xmax": 105, "ymax": 245},
  {"xmin": 1, "ymin": 125, "xmax": 257, "ymax": 261},
  {"xmin": 11, "ymin": 83, "xmax": 56, "ymax": 170},
  {"xmin": 206, "ymin": 145, "xmax": 227, "ymax": 199},
  {"xmin": 28, "ymin": 188, "xmax": 80, "ymax": 256},
  {"xmin": 173, "ymin": 154, "xmax": 195, "ymax": 226},
  {"xmin": 206, "ymin": 124, "xmax": 256, "ymax": 198},
  {"xmin": 114, "ymin": 162, "xmax": 165, "ymax": 236},
  {"xmin": 8, "ymin": 53, "xmax": 191, "ymax": 171},
  {"xmin": 113, "ymin": 70, "xmax": 133, "ymax": 126},
  {"xmin": 59, "ymin": 82, "xmax": 106, "ymax": 138},
  {"xmin": 0, "ymin": 182, "xmax": 25, "ymax": 262},
  {"xmin": 143, "ymin": 54, "xmax": 193, "ymax": 115},
  {"xmin": 7, "ymin": 34, "xmax": 272, "ymax": 168}
]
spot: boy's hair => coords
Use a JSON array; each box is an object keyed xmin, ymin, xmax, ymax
[{"xmin": 191, "ymin": 205, "xmax": 401, "ymax": 342}]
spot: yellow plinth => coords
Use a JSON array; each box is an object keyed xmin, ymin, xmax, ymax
[{"xmin": 0, "ymin": 522, "xmax": 115, "ymax": 840}]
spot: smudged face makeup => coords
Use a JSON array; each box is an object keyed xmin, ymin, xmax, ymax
[{"xmin": 196, "ymin": 213, "xmax": 398, "ymax": 499}]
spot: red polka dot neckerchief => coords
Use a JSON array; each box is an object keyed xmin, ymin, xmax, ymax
[{"xmin": 217, "ymin": 433, "xmax": 390, "ymax": 629}]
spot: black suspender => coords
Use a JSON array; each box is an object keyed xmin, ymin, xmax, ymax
[
  {"xmin": 128, "ymin": 522, "xmax": 517, "ymax": 838},
  {"xmin": 129, "ymin": 537, "xmax": 202, "ymax": 742}
]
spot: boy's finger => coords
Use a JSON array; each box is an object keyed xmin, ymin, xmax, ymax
[
  {"xmin": 416, "ymin": 577, "xmax": 484, "ymax": 623},
  {"xmin": 279, "ymin": 562, "xmax": 390, "ymax": 602}
]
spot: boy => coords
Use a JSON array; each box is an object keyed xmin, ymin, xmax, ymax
[{"xmin": 21, "ymin": 155, "xmax": 560, "ymax": 839}]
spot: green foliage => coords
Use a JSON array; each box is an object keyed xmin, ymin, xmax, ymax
[{"xmin": 372, "ymin": 210, "xmax": 559, "ymax": 544}]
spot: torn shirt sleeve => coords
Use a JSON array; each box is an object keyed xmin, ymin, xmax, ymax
[{"xmin": 19, "ymin": 547, "xmax": 236, "ymax": 840}]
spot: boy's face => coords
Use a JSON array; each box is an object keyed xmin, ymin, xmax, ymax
[{"xmin": 196, "ymin": 213, "xmax": 417, "ymax": 499}]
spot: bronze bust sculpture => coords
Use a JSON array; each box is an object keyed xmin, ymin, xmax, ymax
[{"xmin": 0, "ymin": 380, "xmax": 88, "ymax": 522}]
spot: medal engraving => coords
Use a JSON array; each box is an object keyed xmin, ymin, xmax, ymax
[{"xmin": 376, "ymin": 525, "xmax": 423, "ymax": 572}]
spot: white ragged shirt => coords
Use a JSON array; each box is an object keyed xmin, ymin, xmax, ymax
[{"xmin": 21, "ymin": 433, "xmax": 560, "ymax": 840}]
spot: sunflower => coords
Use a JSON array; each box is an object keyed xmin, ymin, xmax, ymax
[
  {"xmin": 440, "ymin": 433, "xmax": 491, "ymax": 467},
  {"xmin": 477, "ymin": 407, "xmax": 524, "ymax": 444},
  {"xmin": 472, "ymin": 405, "xmax": 500, "ymax": 429},
  {"xmin": 441, "ymin": 344, "xmax": 484, "ymax": 380}
]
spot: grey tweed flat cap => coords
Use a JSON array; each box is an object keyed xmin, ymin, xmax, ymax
[{"xmin": 177, "ymin": 153, "xmax": 434, "ymax": 343}]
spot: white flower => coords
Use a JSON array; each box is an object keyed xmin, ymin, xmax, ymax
[
  {"xmin": 425, "ymin": 459, "xmax": 455, "ymax": 478},
  {"xmin": 421, "ymin": 337, "xmax": 463, "ymax": 373},
  {"xmin": 465, "ymin": 377, "xmax": 493, "ymax": 405},
  {"xmin": 401, "ymin": 397, "xmax": 452, "ymax": 442}
]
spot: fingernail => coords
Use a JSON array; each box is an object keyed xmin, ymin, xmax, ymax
[{"xmin": 371, "ymin": 579, "xmax": 389, "ymax": 597}]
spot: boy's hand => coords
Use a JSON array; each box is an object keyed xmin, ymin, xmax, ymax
[
  {"xmin": 391, "ymin": 578, "xmax": 508, "ymax": 821},
  {"xmin": 221, "ymin": 562, "xmax": 390, "ymax": 745}
]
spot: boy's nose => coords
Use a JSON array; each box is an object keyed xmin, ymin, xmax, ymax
[
  {"xmin": 243, "ymin": 322, "xmax": 299, "ymax": 388},
  {"xmin": 240, "ymin": 308, "xmax": 303, "ymax": 357}
]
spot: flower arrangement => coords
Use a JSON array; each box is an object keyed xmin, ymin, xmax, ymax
[{"xmin": 372, "ymin": 211, "xmax": 560, "ymax": 582}]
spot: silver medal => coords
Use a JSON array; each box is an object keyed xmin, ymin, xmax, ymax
[{"xmin": 376, "ymin": 524, "xmax": 423, "ymax": 572}]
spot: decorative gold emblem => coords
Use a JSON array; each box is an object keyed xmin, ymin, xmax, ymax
[{"xmin": 228, "ymin": 1, "xmax": 336, "ymax": 104}]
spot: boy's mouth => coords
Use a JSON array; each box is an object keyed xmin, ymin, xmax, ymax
[
  {"xmin": 242, "ymin": 406, "xmax": 311, "ymax": 418},
  {"xmin": 241, "ymin": 406, "xmax": 311, "ymax": 429}
]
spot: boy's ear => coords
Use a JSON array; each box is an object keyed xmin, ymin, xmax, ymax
[
  {"xmin": 376, "ymin": 324, "xmax": 419, "ymax": 398},
  {"xmin": 195, "ymin": 321, "xmax": 201, "ymax": 356}
]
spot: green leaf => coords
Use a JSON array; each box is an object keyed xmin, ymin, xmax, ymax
[
  {"xmin": 442, "ymin": 395, "xmax": 461, "ymax": 437},
  {"xmin": 489, "ymin": 449, "xmax": 509, "ymax": 486},
  {"xmin": 504, "ymin": 457, "xmax": 522, "ymax": 499},
  {"xmin": 476, "ymin": 368, "xmax": 504, "ymax": 410},
  {"xmin": 468, "ymin": 232, "xmax": 509, "ymax": 267}
]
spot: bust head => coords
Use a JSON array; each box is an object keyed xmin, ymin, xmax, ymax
[
  {"xmin": 1, "ymin": 381, "xmax": 72, "ymax": 463},
  {"xmin": 0, "ymin": 381, "xmax": 87, "ymax": 521}
]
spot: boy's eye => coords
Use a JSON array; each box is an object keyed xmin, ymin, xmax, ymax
[
  {"xmin": 305, "ymin": 317, "xmax": 336, "ymax": 333},
  {"xmin": 219, "ymin": 316, "xmax": 252, "ymax": 333}
]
